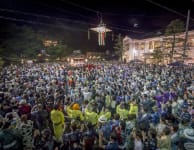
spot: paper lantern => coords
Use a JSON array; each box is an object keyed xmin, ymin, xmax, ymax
[{"xmin": 89, "ymin": 20, "xmax": 111, "ymax": 46}]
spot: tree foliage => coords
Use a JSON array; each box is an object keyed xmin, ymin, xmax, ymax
[
  {"xmin": 0, "ymin": 25, "xmax": 43, "ymax": 60},
  {"xmin": 46, "ymin": 43, "xmax": 72, "ymax": 59},
  {"xmin": 0, "ymin": 24, "xmax": 76, "ymax": 64},
  {"xmin": 164, "ymin": 19, "xmax": 184, "ymax": 62},
  {"xmin": 151, "ymin": 48, "xmax": 164, "ymax": 64},
  {"xmin": 0, "ymin": 48, "xmax": 4, "ymax": 67},
  {"xmin": 114, "ymin": 34, "xmax": 123, "ymax": 61}
]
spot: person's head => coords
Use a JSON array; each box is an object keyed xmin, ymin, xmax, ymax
[
  {"xmin": 110, "ymin": 132, "xmax": 117, "ymax": 141},
  {"xmin": 53, "ymin": 104, "xmax": 58, "ymax": 110},
  {"xmin": 119, "ymin": 120, "xmax": 126, "ymax": 130},
  {"xmin": 113, "ymin": 114, "xmax": 120, "ymax": 120},
  {"xmin": 21, "ymin": 114, "xmax": 28, "ymax": 123},
  {"xmin": 41, "ymin": 129, "xmax": 51, "ymax": 140},
  {"xmin": 19, "ymin": 99, "xmax": 27, "ymax": 105},
  {"xmin": 160, "ymin": 116, "xmax": 166, "ymax": 124},
  {"xmin": 171, "ymin": 123, "xmax": 179, "ymax": 133},
  {"xmin": 148, "ymin": 128, "xmax": 157, "ymax": 138},
  {"xmin": 162, "ymin": 127, "xmax": 171, "ymax": 136},
  {"xmin": 181, "ymin": 112, "xmax": 191, "ymax": 125},
  {"xmin": 71, "ymin": 120, "xmax": 79, "ymax": 131},
  {"xmin": 182, "ymin": 104, "xmax": 189, "ymax": 112},
  {"xmin": 1, "ymin": 120, "xmax": 11, "ymax": 129},
  {"xmin": 120, "ymin": 102, "xmax": 126, "ymax": 109},
  {"xmin": 134, "ymin": 129, "xmax": 143, "ymax": 140}
]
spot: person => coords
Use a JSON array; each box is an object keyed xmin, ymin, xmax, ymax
[
  {"xmin": 62, "ymin": 121, "xmax": 82, "ymax": 150},
  {"xmin": 116, "ymin": 102, "xmax": 129, "ymax": 120},
  {"xmin": 17, "ymin": 114, "xmax": 33, "ymax": 150},
  {"xmin": 18, "ymin": 99, "xmax": 31, "ymax": 118},
  {"xmin": 66, "ymin": 103, "xmax": 84, "ymax": 121},
  {"xmin": 81, "ymin": 123, "xmax": 98, "ymax": 150},
  {"xmin": 33, "ymin": 128, "xmax": 59, "ymax": 150},
  {"xmin": 99, "ymin": 107, "xmax": 111, "ymax": 121},
  {"xmin": 50, "ymin": 104, "xmax": 64, "ymax": 142},
  {"xmin": 0, "ymin": 120, "xmax": 23, "ymax": 150},
  {"xmin": 157, "ymin": 127, "xmax": 171, "ymax": 150},
  {"xmin": 182, "ymin": 128, "xmax": 194, "ymax": 150},
  {"xmin": 97, "ymin": 115, "xmax": 111, "ymax": 144},
  {"xmin": 99, "ymin": 131, "xmax": 119, "ymax": 150},
  {"xmin": 156, "ymin": 116, "xmax": 167, "ymax": 137},
  {"xmin": 178, "ymin": 124, "xmax": 194, "ymax": 150},
  {"xmin": 129, "ymin": 100, "xmax": 138, "ymax": 116},
  {"xmin": 170, "ymin": 124, "xmax": 179, "ymax": 150},
  {"xmin": 142, "ymin": 128, "xmax": 157, "ymax": 150},
  {"xmin": 133, "ymin": 129, "xmax": 143, "ymax": 150},
  {"xmin": 31, "ymin": 103, "xmax": 49, "ymax": 131},
  {"xmin": 84, "ymin": 101, "xmax": 99, "ymax": 125}
]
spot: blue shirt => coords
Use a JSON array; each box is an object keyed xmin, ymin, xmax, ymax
[{"xmin": 105, "ymin": 141, "xmax": 119, "ymax": 150}]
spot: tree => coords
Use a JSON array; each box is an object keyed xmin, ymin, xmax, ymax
[
  {"xmin": 164, "ymin": 19, "xmax": 184, "ymax": 63},
  {"xmin": 114, "ymin": 34, "xmax": 123, "ymax": 61},
  {"xmin": 46, "ymin": 43, "xmax": 72, "ymax": 60},
  {"xmin": 0, "ymin": 25, "xmax": 43, "ymax": 62},
  {"xmin": 0, "ymin": 48, "xmax": 4, "ymax": 67},
  {"xmin": 151, "ymin": 47, "xmax": 164, "ymax": 64}
]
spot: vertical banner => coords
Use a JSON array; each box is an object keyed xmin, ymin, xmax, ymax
[
  {"xmin": 98, "ymin": 32, "xmax": 105, "ymax": 46},
  {"xmin": 102, "ymin": 32, "xmax": 105, "ymax": 46}
]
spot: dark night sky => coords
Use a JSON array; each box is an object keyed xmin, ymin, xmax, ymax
[{"xmin": 0, "ymin": 0, "xmax": 194, "ymax": 51}]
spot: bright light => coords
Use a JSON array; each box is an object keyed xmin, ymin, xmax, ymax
[
  {"xmin": 21, "ymin": 59, "xmax": 24, "ymax": 64},
  {"xmin": 133, "ymin": 48, "xmax": 137, "ymax": 55},
  {"xmin": 97, "ymin": 26, "xmax": 106, "ymax": 32},
  {"xmin": 85, "ymin": 59, "xmax": 88, "ymax": 62}
]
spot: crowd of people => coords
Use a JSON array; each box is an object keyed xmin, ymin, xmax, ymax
[{"xmin": 0, "ymin": 62, "xmax": 194, "ymax": 150}]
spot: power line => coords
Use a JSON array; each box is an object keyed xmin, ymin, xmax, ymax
[
  {"xmin": 0, "ymin": 14, "xmax": 145, "ymax": 36},
  {"xmin": 0, "ymin": 8, "xmax": 145, "ymax": 34},
  {"xmin": 145, "ymin": 0, "xmax": 194, "ymax": 22},
  {"xmin": 0, "ymin": 15, "xmax": 87, "ymax": 32},
  {"xmin": 35, "ymin": 1, "xmax": 97, "ymax": 21},
  {"xmin": 61, "ymin": 0, "xmax": 99, "ymax": 14},
  {"xmin": 0, "ymin": 8, "xmax": 94, "ymax": 27},
  {"xmin": 37, "ymin": 1, "xmax": 135, "ymax": 30}
]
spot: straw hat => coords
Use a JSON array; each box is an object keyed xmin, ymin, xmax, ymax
[
  {"xmin": 98, "ymin": 115, "xmax": 107, "ymax": 123},
  {"xmin": 19, "ymin": 99, "xmax": 27, "ymax": 105},
  {"xmin": 72, "ymin": 103, "xmax": 80, "ymax": 110}
]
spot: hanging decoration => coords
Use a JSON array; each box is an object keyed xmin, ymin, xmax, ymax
[{"xmin": 89, "ymin": 19, "xmax": 111, "ymax": 46}]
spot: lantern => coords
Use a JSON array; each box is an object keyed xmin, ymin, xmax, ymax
[{"xmin": 89, "ymin": 20, "xmax": 111, "ymax": 46}]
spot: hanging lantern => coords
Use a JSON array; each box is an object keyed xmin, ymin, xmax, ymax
[{"xmin": 89, "ymin": 20, "xmax": 111, "ymax": 46}]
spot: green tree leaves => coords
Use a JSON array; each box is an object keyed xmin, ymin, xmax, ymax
[
  {"xmin": 164, "ymin": 19, "xmax": 185, "ymax": 63},
  {"xmin": 114, "ymin": 34, "xmax": 123, "ymax": 61}
]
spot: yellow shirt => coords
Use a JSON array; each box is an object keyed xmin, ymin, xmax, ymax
[
  {"xmin": 66, "ymin": 106, "xmax": 84, "ymax": 121},
  {"xmin": 85, "ymin": 107, "xmax": 98, "ymax": 125},
  {"xmin": 129, "ymin": 104, "xmax": 138, "ymax": 115},
  {"xmin": 116, "ymin": 104, "xmax": 129, "ymax": 120},
  {"xmin": 51, "ymin": 109, "xmax": 64, "ymax": 125}
]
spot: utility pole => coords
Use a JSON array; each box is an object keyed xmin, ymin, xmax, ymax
[{"xmin": 183, "ymin": 9, "xmax": 190, "ymax": 61}]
